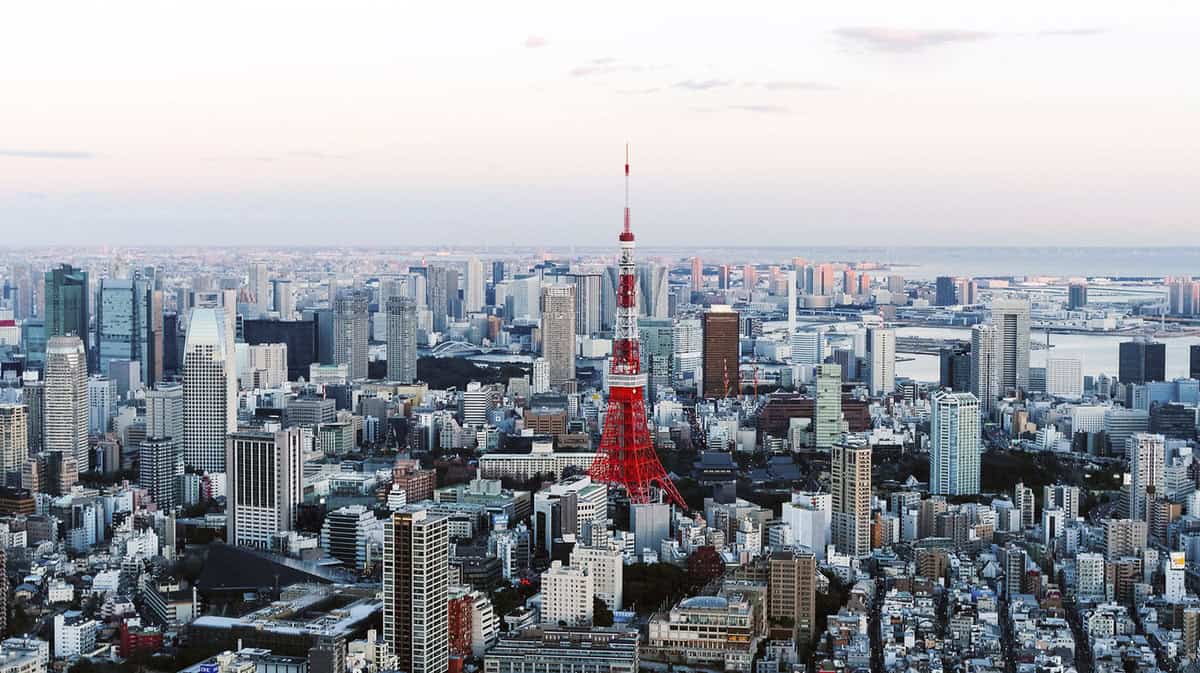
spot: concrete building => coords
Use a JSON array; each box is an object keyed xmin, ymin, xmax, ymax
[
  {"xmin": 991, "ymin": 297, "xmax": 1031, "ymax": 394},
  {"xmin": 702, "ymin": 306, "xmax": 739, "ymax": 399},
  {"xmin": 483, "ymin": 627, "xmax": 638, "ymax": 673},
  {"xmin": 866, "ymin": 327, "xmax": 895, "ymax": 396},
  {"xmin": 539, "ymin": 286, "xmax": 577, "ymax": 394},
  {"xmin": 781, "ymin": 491, "xmax": 831, "ymax": 560},
  {"xmin": 541, "ymin": 561, "xmax": 593, "ymax": 627},
  {"xmin": 321, "ymin": 505, "xmax": 376, "ymax": 571},
  {"xmin": 383, "ymin": 508, "xmax": 450, "ymax": 673},
  {"xmin": 183, "ymin": 308, "xmax": 236, "ymax": 472},
  {"xmin": 570, "ymin": 545, "xmax": 623, "ymax": 611},
  {"xmin": 0, "ymin": 406, "xmax": 28, "ymax": 475},
  {"xmin": 386, "ymin": 296, "xmax": 418, "ymax": 384},
  {"xmin": 138, "ymin": 436, "xmax": 183, "ymax": 510},
  {"xmin": 1046, "ymin": 357, "xmax": 1083, "ymax": 398},
  {"xmin": 814, "ymin": 363, "xmax": 843, "ymax": 451},
  {"xmin": 768, "ymin": 548, "xmax": 817, "ymax": 651},
  {"xmin": 831, "ymin": 439, "xmax": 871, "ymax": 557},
  {"xmin": 44, "ymin": 336, "xmax": 89, "ymax": 472},
  {"xmin": 929, "ymin": 391, "xmax": 981, "ymax": 496},
  {"xmin": 970, "ymin": 324, "xmax": 1000, "ymax": 416},
  {"xmin": 334, "ymin": 291, "xmax": 370, "ymax": 381},
  {"xmin": 225, "ymin": 429, "xmax": 305, "ymax": 548}
]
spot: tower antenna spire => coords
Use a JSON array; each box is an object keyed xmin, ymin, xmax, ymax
[{"xmin": 624, "ymin": 143, "xmax": 631, "ymax": 235}]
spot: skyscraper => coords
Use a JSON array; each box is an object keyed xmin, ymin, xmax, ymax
[
  {"xmin": 1118, "ymin": 338, "xmax": 1166, "ymax": 384},
  {"xmin": 333, "ymin": 291, "xmax": 370, "ymax": 380},
  {"xmin": 44, "ymin": 264, "xmax": 91, "ymax": 372},
  {"xmin": 565, "ymin": 272, "xmax": 602, "ymax": 336},
  {"xmin": 272, "ymin": 279, "xmax": 295, "ymax": 320},
  {"xmin": 427, "ymin": 266, "xmax": 451, "ymax": 332},
  {"xmin": 96, "ymin": 277, "xmax": 164, "ymax": 381},
  {"xmin": 386, "ymin": 296, "xmax": 418, "ymax": 384},
  {"xmin": 1068, "ymin": 282, "xmax": 1088, "ymax": 310},
  {"xmin": 939, "ymin": 343, "xmax": 971, "ymax": 393},
  {"xmin": 934, "ymin": 276, "xmax": 957, "ymax": 306},
  {"xmin": 1127, "ymin": 432, "xmax": 1165, "ymax": 522},
  {"xmin": 637, "ymin": 264, "xmax": 669, "ymax": 318},
  {"xmin": 767, "ymin": 549, "xmax": 817, "ymax": 652},
  {"xmin": 970, "ymin": 324, "xmax": 1000, "ymax": 415},
  {"xmin": 226, "ymin": 428, "xmax": 305, "ymax": 547},
  {"xmin": 44, "ymin": 336, "xmax": 89, "ymax": 473},
  {"xmin": 991, "ymin": 297, "xmax": 1031, "ymax": 394},
  {"xmin": 929, "ymin": 391, "xmax": 981, "ymax": 496},
  {"xmin": 0, "ymin": 404, "xmax": 28, "ymax": 475},
  {"xmin": 814, "ymin": 363, "xmax": 844, "ymax": 451},
  {"xmin": 183, "ymin": 308, "xmax": 236, "ymax": 472},
  {"xmin": 831, "ymin": 438, "xmax": 871, "ymax": 557},
  {"xmin": 1045, "ymin": 357, "xmax": 1083, "ymax": 398},
  {"xmin": 248, "ymin": 261, "xmax": 270, "ymax": 315},
  {"xmin": 463, "ymin": 256, "xmax": 485, "ymax": 313},
  {"xmin": 866, "ymin": 327, "xmax": 895, "ymax": 396},
  {"xmin": 691, "ymin": 257, "xmax": 703, "ymax": 293},
  {"xmin": 139, "ymin": 436, "xmax": 183, "ymax": 510},
  {"xmin": 701, "ymin": 305, "xmax": 739, "ymax": 398},
  {"xmin": 539, "ymin": 285, "xmax": 576, "ymax": 393},
  {"xmin": 639, "ymin": 318, "xmax": 674, "ymax": 405},
  {"xmin": 672, "ymin": 317, "xmax": 703, "ymax": 389},
  {"xmin": 384, "ymin": 508, "xmax": 450, "ymax": 673}
]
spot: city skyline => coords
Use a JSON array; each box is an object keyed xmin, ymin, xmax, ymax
[{"xmin": 4, "ymin": 3, "xmax": 1199, "ymax": 246}]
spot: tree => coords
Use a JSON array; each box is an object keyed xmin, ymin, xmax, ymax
[
  {"xmin": 686, "ymin": 546, "xmax": 725, "ymax": 590},
  {"xmin": 593, "ymin": 596, "xmax": 614, "ymax": 627}
]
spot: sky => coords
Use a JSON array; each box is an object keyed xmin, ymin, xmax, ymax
[{"xmin": 2, "ymin": 1, "xmax": 1199, "ymax": 247}]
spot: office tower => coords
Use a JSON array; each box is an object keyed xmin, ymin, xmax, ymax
[
  {"xmin": 956, "ymin": 278, "xmax": 977, "ymax": 306},
  {"xmin": 672, "ymin": 317, "xmax": 703, "ymax": 389},
  {"xmin": 1127, "ymin": 433, "xmax": 1165, "ymax": 521},
  {"xmin": 1103, "ymin": 408, "xmax": 1150, "ymax": 456},
  {"xmin": 386, "ymin": 297, "xmax": 418, "ymax": 384},
  {"xmin": 1068, "ymin": 282, "xmax": 1088, "ymax": 310},
  {"xmin": 426, "ymin": 266, "xmax": 451, "ymax": 332},
  {"xmin": 929, "ymin": 391, "xmax": 981, "ymax": 496},
  {"xmin": 87, "ymin": 376, "xmax": 116, "ymax": 435},
  {"xmin": 718, "ymin": 264, "xmax": 730, "ymax": 290},
  {"xmin": 9, "ymin": 262, "xmax": 35, "ymax": 320},
  {"xmin": 44, "ymin": 264, "xmax": 91, "ymax": 372},
  {"xmin": 247, "ymin": 261, "xmax": 270, "ymax": 315},
  {"xmin": 21, "ymin": 381, "xmax": 43, "ymax": 453},
  {"xmin": 1192, "ymin": 345, "xmax": 1200, "ymax": 381},
  {"xmin": 701, "ymin": 305, "xmax": 739, "ymax": 398},
  {"xmin": 742, "ymin": 264, "xmax": 758, "ymax": 290},
  {"xmin": 333, "ymin": 291, "xmax": 369, "ymax": 381},
  {"xmin": 1043, "ymin": 484, "xmax": 1080, "ymax": 519},
  {"xmin": 691, "ymin": 257, "xmax": 702, "ymax": 293},
  {"xmin": 320, "ymin": 505, "xmax": 375, "ymax": 570},
  {"xmin": 831, "ymin": 439, "xmax": 871, "ymax": 557},
  {"xmin": 539, "ymin": 286, "xmax": 576, "ymax": 393},
  {"xmin": 0, "ymin": 405, "xmax": 28, "ymax": 474},
  {"xmin": 1168, "ymin": 278, "xmax": 1200, "ymax": 315},
  {"xmin": 768, "ymin": 549, "xmax": 817, "ymax": 650},
  {"xmin": 1118, "ymin": 338, "xmax": 1166, "ymax": 384},
  {"xmin": 813, "ymin": 264, "xmax": 835, "ymax": 296},
  {"xmin": 271, "ymin": 279, "xmax": 295, "ymax": 320},
  {"xmin": 97, "ymin": 278, "xmax": 141, "ymax": 378},
  {"xmin": 639, "ymin": 318, "xmax": 673, "ymax": 404},
  {"xmin": 841, "ymin": 269, "xmax": 858, "ymax": 297},
  {"xmin": 460, "ymin": 382, "xmax": 492, "ymax": 427},
  {"xmin": 991, "ymin": 297, "xmax": 1030, "ymax": 395},
  {"xmin": 139, "ymin": 436, "xmax": 183, "ymax": 509},
  {"xmin": 183, "ymin": 308, "xmax": 237, "ymax": 472},
  {"xmin": 243, "ymin": 318, "xmax": 318, "ymax": 381},
  {"xmin": 491, "ymin": 261, "xmax": 505, "ymax": 285},
  {"xmin": 790, "ymin": 328, "xmax": 823, "ymax": 365},
  {"xmin": 463, "ymin": 257, "xmax": 485, "ymax": 313},
  {"xmin": 146, "ymin": 382, "xmax": 184, "ymax": 451},
  {"xmin": 638, "ymin": 265, "xmax": 669, "ymax": 318},
  {"xmin": 970, "ymin": 324, "xmax": 1000, "ymax": 415},
  {"xmin": 565, "ymin": 272, "xmax": 602, "ymax": 336},
  {"xmin": 935, "ymin": 276, "xmax": 957, "ymax": 306},
  {"xmin": 530, "ymin": 358, "xmax": 550, "ymax": 394},
  {"xmin": 1045, "ymin": 358, "xmax": 1083, "ymax": 397},
  {"xmin": 866, "ymin": 327, "xmax": 895, "ymax": 396},
  {"xmin": 787, "ymin": 270, "xmax": 797, "ymax": 336},
  {"xmin": 226, "ymin": 428, "xmax": 304, "ymax": 547},
  {"xmin": 384, "ymin": 508, "xmax": 450, "ymax": 673},
  {"xmin": 939, "ymin": 344, "xmax": 971, "ymax": 392},
  {"xmin": 44, "ymin": 336, "xmax": 89, "ymax": 472},
  {"xmin": 631, "ymin": 502, "xmax": 670, "ymax": 560},
  {"xmin": 814, "ymin": 363, "xmax": 843, "ymax": 451}
]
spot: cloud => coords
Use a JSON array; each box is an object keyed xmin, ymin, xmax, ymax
[
  {"xmin": 616, "ymin": 87, "xmax": 662, "ymax": 95},
  {"xmin": 834, "ymin": 26, "xmax": 994, "ymax": 52},
  {"xmin": 763, "ymin": 80, "xmax": 837, "ymax": 92},
  {"xmin": 1038, "ymin": 28, "xmax": 1106, "ymax": 37},
  {"xmin": 674, "ymin": 79, "xmax": 735, "ymax": 91},
  {"xmin": 523, "ymin": 35, "xmax": 548, "ymax": 48},
  {"xmin": 287, "ymin": 150, "xmax": 349, "ymax": 160},
  {"xmin": 569, "ymin": 58, "xmax": 657, "ymax": 77},
  {"xmin": 728, "ymin": 104, "xmax": 790, "ymax": 114},
  {"xmin": 0, "ymin": 149, "xmax": 96, "ymax": 160}
]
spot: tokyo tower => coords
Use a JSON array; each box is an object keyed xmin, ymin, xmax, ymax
[{"xmin": 587, "ymin": 146, "xmax": 688, "ymax": 510}]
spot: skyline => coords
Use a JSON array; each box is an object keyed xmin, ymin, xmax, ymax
[{"xmin": 4, "ymin": 2, "xmax": 1200, "ymax": 245}]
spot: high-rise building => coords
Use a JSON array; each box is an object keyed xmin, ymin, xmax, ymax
[
  {"xmin": 564, "ymin": 272, "xmax": 602, "ymax": 336},
  {"xmin": 426, "ymin": 266, "xmax": 454, "ymax": 332},
  {"xmin": 540, "ymin": 560, "xmax": 593, "ymax": 627},
  {"xmin": 383, "ymin": 508, "xmax": 450, "ymax": 673},
  {"xmin": 1043, "ymin": 483, "xmax": 1080, "ymax": 519},
  {"xmin": 248, "ymin": 261, "xmax": 270, "ymax": 315},
  {"xmin": 570, "ymin": 544, "xmax": 623, "ymax": 611},
  {"xmin": 333, "ymin": 291, "xmax": 370, "ymax": 381},
  {"xmin": 1127, "ymin": 432, "xmax": 1165, "ymax": 522},
  {"xmin": 1168, "ymin": 278, "xmax": 1199, "ymax": 316},
  {"xmin": 1103, "ymin": 518, "xmax": 1148, "ymax": 561},
  {"xmin": 991, "ymin": 297, "xmax": 1030, "ymax": 395},
  {"xmin": 1068, "ymin": 282, "xmax": 1088, "ymax": 310},
  {"xmin": 790, "ymin": 328, "xmax": 823, "ymax": 366},
  {"xmin": 939, "ymin": 343, "xmax": 971, "ymax": 393},
  {"xmin": 970, "ymin": 324, "xmax": 1000, "ymax": 415},
  {"xmin": 1045, "ymin": 357, "xmax": 1083, "ymax": 398},
  {"xmin": 386, "ymin": 296, "xmax": 418, "ymax": 384},
  {"xmin": 929, "ymin": 391, "xmax": 981, "ymax": 496},
  {"xmin": 44, "ymin": 336, "xmax": 89, "ymax": 472},
  {"xmin": 691, "ymin": 257, "xmax": 703, "ymax": 293},
  {"xmin": 1118, "ymin": 338, "xmax": 1166, "ymax": 384},
  {"xmin": 672, "ymin": 317, "xmax": 703, "ymax": 389},
  {"xmin": 146, "ymin": 382, "xmax": 184, "ymax": 450},
  {"xmin": 139, "ymin": 436, "xmax": 183, "ymax": 510},
  {"xmin": 831, "ymin": 439, "xmax": 871, "ymax": 557},
  {"xmin": 183, "ymin": 308, "xmax": 236, "ymax": 472},
  {"xmin": 87, "ymin": 375, "xmax": 116, "ymax": 435},
  {"xmin": 866, "ymin": 327, "xmax": 895, "ymax": 396},
  {"xmin": 934, "ymin": 276, "xmax": 957, "ymax": 306},
  {"xmin": 44, "ymin": 264, "xmax": 91, "ymax": 372},
  {"xmin": 21, "ymin": 382, "xmax": 43, "ymax": 453},
  {"xmin": 1191, "ymin": 344, "xmax": 1200, "ymax": 381},
  {"xmin": 271, "ymin": 279, "xmax": 295, "ymax": 320},
  {"xmin": 463, "ymin": 257, "xmax": 485, "ymax": 314},
  {"xmin": 637, "ymin": 265, "xmax": 670, "ymax": 319},
  {"xmin": 781, "ymin": 492, "xmax": 831, "ymax": 560},
  {"xmin": 0, "ymin": 404, "xmax": 28, "ymax": 475},
  {"xmin": 767, "ymin": 548, "xmax": 817, "ymax": 651},
  {"xmin": 320, "ymin": 505, "xmax": 376, "ymax": 570},
  {"xmin": 638, "ymin": 318, "xmax": 673, "ymax": 404},
  {"xmin": 701, "ymin": 306, "xmax": 739, "ymax": 399},
  {"xmin": 814, "ymin": 363, "xmax": 843, "ymax": 451},
  {"xmin": 226, "ymin": 428, "xmax": 304, "ymax": 548},
  {"xmin": 539, "ymin": 286, "xmax": 576, "ymax": 393}
]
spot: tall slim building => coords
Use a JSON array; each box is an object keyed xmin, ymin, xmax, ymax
[
  {"xmin": 1045, "ymin": 357, "xmax": 1083, "ymax": 398},
  {"xmin": 0, "ymin": 404, "xmax": 28, "ymax": 475},
  {"xmin": 248, "ymin": 261, "xmax": 270, "ymax": 315},
  {"xmin": 565, "ymin": 272, "xmax": 602, "ymax": 336},
  {"xmin": 334, "ymin": 291, "xmax": 370, "ymax": 381},
  {"xmin": 387, "ymin": 296, "xmax": 418, "ymax": 384},
  {"xmin": 1127, "ymin": 433, "xmax": 1165, "ymax": 522},
  {"xmin": 639, "ymin": 318, "xmax": 674, "ymax": 404},
  {"xmin": 139, "ymin": 436, "xmax": 183, "ymax": 510},
  {"xmin": 970, "ymin": 324, "xmax": 1000, "ymax": 415},
  {"xmin": 831, "ymin": 439, "xmax": 871, "ymax": 557},
  {"xmin": 866, "ymin": 327, "xmax": 895, "ymax": 396},
  {"xmin": 44, "ymin": 264, "xmax": 91, "ymax": 372},
  {"xmin": 272, "ymin": 279, "xmax": 295, "ymax": 320},
  {"xmin": 44, "ymin": 336, "xmax": 89, "ymax": 472},
  {"xmin": 384, "ymin": 508, "xmax": 450, "ymax": 673},
  {"xmin": 768, "ymin": 549, "xmax": 817, "ymax": 652},
  {"xmin": 637, "ymin": 265, "xmax": 669, "ymax": 319},
  {"xmin": 1118, "ymin": 338, "xmax": 1166, "ymax": 384},
  {"xmin": 539, "ymin": 286, "xmax": 576, "ymax": 393},
  {"xmin": 226, "ymin": 428, "xmax": 304, "ymax": 547},
  {"xmin": 701, "ymin": 305, "xmax": 739, "ymax": 398},
  {"xmin": 814, "ymin": 363, "xmax": 844, "ymax": 451},
  {"xmin": 1191, "ymin": 344, "xmax": 1200, "ymax": 381},
  {"xmin": 991, "ymin": 297, "xmax": 1030, "ymax": 394},
  {"xmin": 934, "ymin": 276, "xmax": 957, "ymax": 306},
  {"xmin": 146, "ymin": 382, "xmax": 184, "ymax": 451},
  {"xmin": 929, "ymin": 391, "xmax": 981, "ymax": 496},
  {"xmin": 21, "ymin": 382, "xmax": 43, "ymax": 453},
  {"xmin": 463, "ymin": 257, "xmax": 485, "ymax": 314},
  {"xmin": 426, "ymin": 266, "xmax": 452, "ymax": 332},
  {"xmin": 691, "ymin": 257, "xmax": 703, "ymax": 293},
  {"xmin": 1068, "ymin": 282, "xmax": 1088, "ymax": 310},
  {"xmin": 183, "ymin": 308, "xmax": 237, "ymax": 472}
]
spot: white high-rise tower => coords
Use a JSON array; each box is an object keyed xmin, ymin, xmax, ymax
[
  {"xmin": 183, "ymin": 308, "xmax": 237, "ymax": 472},
  {"xmin": 44, "ymin": 336, "xmax": 89, "ymax": 471},
  {"xmin": 930, "ymin": 391, "xmax": 981, "ymax": 496},
  {"xmin": 464, "ymin": 256, "xmax": 485, "ymax": 313}
]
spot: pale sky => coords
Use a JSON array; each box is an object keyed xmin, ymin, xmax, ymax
[{"xmin": 2, "ymin": 1, "xmax": 1199, "ymax": 247}]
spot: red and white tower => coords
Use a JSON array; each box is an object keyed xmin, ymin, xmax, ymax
[{"xmin": 588, "ymin": 146, "xmax": 687, "ymax": 509}]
